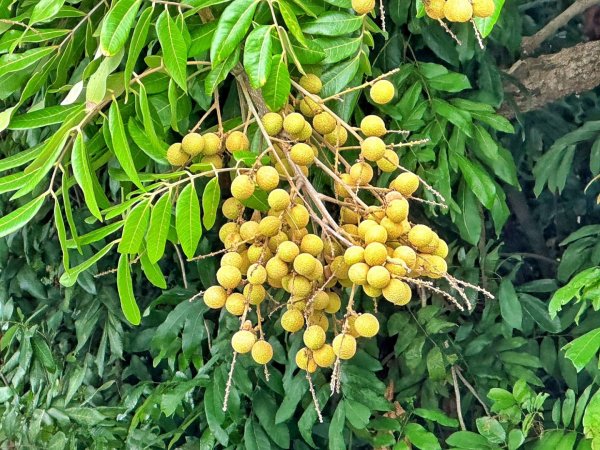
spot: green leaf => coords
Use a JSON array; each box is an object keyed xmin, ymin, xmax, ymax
[
  {"xmin": 202, "ymin": 177, "xmax": 220, "ymax": 230},
  {"xmin": 302, "ymin": 12, "xmax": 362, "ymax": 36},
  {"xmin": 0, "ymin": 195, "xmax": 45, "ymax": 239},
  {"xmin": 147, "ymin": 192, "xmax": 172, "ymax": 263},
  {"xmin": 432, "ymin": 98, "xmax": 472, "ymax": 136},
  {"xmin": 0, "ymin": 147, "xmax": 39, "ymax": 172},
  {"xmin": 210, "ymin": 0, "xmax": 258, "ymax": 65},
  {"xmin": 446, "ymin": 431, "xmax": 490, "ymax": 449},
  {"xmin": 329, "ymin": 401, "xmax": 346, "ymax": 450},
  {"xmin": 320, "ymin": 55, "xmax": 360, "ymax": 97},
  {"xmin": 117, "ymin": 254, "xmax": 141, "ymax": 325},
  {"xmin": 520, "ymin": 293, "xmax": 562, "ymax": 334},
  {"xmin": 108, "ymin": 101, "xmax": 143, "ymax": 189},
  {"xmin": 189, "ymin": 21, "xmax": 217, "ymax": 56},
  {"xmin": 473, "ymin": 0, "xmax": 505, "ymax": 37},
  {"xmin": 314, "ymin": 36, "xmax": 361, "ymax": 64},
  {"xmin": 455, "ymin": 154, "xmax": 496, "ymax": 210},
  {"xmin": 278, "ymin": 0, "xmax": 307, "ymax": 46},
  {"xmin": 0, "ymin": 47, "xmax": 55, "ymax": 75},
  {"xmin": 562, "ymin": 389, "xmax": 576, "ymax": 427},
  {"xmin": 86, "ymin": 50, "xmax": 124, "ymax": 105},
  {"xmin": 563, "ymin": 328, "xmax": 600, "ymax": 372},
  {"xmin": 140, "ymin": 251, "xmax": 166, "ymax": 289},
  {"xmin": 176, "ymin": 183, "xmax": 202, "ymax": 259},
  {"xmin": 32, "ymin": 336, "xmax": 56, "ymax": 372},
  {"xmin": 428, "ymin": 72, "xmax": 471, "ymax": 93},
  {"xmin": 549, "ymin": 267, "xmax": 600, "ymax": 317},
  {"xmin": 476, "ymin": 416, "xmax": 506, "ymax": 444},
  {"xmin": 156, "ymin": 10, "xmax": 188, "ymax": 92},
  {"xmin": 289, "ymin": 38, "xmax": 325, "ymax": 64},
  {"xmin": 413, "ymin": 408, "xmax": 459, "ymax": 428},
  {"xmin": 72, "ymin": 133, "xmax": 102, "ymax": 221},
  {"xmin": 583, "ymin": 390, "xmax": 600, "ymax": 446},
  {"xmin": 59, "ymin": 241, "xmax": 118, "ymax": 287},
  {"xmin": 124, "ymin": 7, "xmax": 153, "ymax": 90},
  {"xmin": 426, "ymin": 346, "xmax": 446, "ymax": 381},
  {"xmin": 8, "ymin": 104, "xmax": 83, "ymax": 130},
  {"xmin": 205, "ymin": 46, "xmax": 240, "ymax": 95},
  {"xmin": 118, "ymin": 200, "xmax": 151, "ymax": 254},
  {"xmin": 262, "ymin": 53, "xmax": 290, "ymax": 111},
  {"xmin": 0, "ymin": 172, "xmax": 29, "ymax": 195},
  {"xmin": 499, "ymin": 280, "xmax": 523, "ymax": 330},
  {"xmin": 253, "ymin": 392, "xmax": 291, "ymax": 448},
  {"xmin": 100, "ymin": 0, "xmax": 142, "ymax": 56},
  {"xmin": 344, "ymin": 400, "xmax": 371, "ymax": 429},
  {"xmin": 453, "ymin": 180, "xmax": 481, "ymax": 245},
  {"xmin": 243, "ymin": 25, "xmax": 274, "ymax": 89},
  {"xmin": 29, "ymin": 0, "xmax": 66, "ymax": 25},
  {"xmin": 244, "ymin": 419, "xmax": 271, "ymax": 450},
  {"xmin": 405, "ymin": 423, "xmax": 442, "ymax": 450}
]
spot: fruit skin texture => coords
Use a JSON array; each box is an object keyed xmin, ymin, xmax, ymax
[
  {"xmin": 377, "ymin": 149, "xmax": 399, "ymax": 172},
  {"xmin": 222, "ymin": 197, "xmax": 244, "ymax": 219},
  {"xmin": 247, "ymin": 263, "xmax": 267, "ymax": 285},
  {"xmin": 251, "ymin": 340, "xmax": 273, "ymax": 364},
  {"xmin": 386, "ymin": 198, "xmax": 409, "ymax": 223},
  {"xmin": 324, "ymin": 125, "xmax": 348, "ymax": 146},
  {"xmin": 472, "ymin": 0, "xmax": 494, "ymax": 17},
  {"xmin": 278, "ymin": 241, "xmax": 300, "ymax": 262},
  {"xmin": 313, "ymin": 112, "xmax": 337, "ymax": 135},
  {"xmin": 296, "ymin": 348, "xmax": 317, "ymax": 372},
  {"xmin": 204, "ymin": 285, "xmax": 227, "ymax": 308},
  {"xmin": 367, "ymin": 265, "xmax": 391, "ymax": 289},
  {"xmin": 299, "ymin": 97, "xmax": 322, "ymax": 117},
  {"xmin": 425, "ymin": 0, "xmax": 446, "ymax": 19},
  {"xmin": 231, "ymin": 330, "xmax": 256, "ymax": 353},
  {"xmin": 332, "ymin": 334, "xmax": 357, "ymax": 359},
  {"xmin": 268, "ymin": 189, "xmax": 291, "ymax": 211},
  {"xmin": 364, "ymin": 242, "xmax": 388, "ymax": 266},
  {"xmin": 408, "ymin": 224, "xmax": 435, "ymax": 248},
  {"xmin": 444, "ymin": 0, "xmax": 473, "ymax": 22},
  {"xmin": 167, "ymin": 143, "xmax": 189, "ymax": 166},
  {"xmin": 360, "ymin": 115, "xmax": 386, "ymax": 137},
  {"xmin": 225, "ymin": 131, "xmax": 250, "ymax": 153},
  {"xmin": 352, "ymin": 0, "xmax": 375, "ymax": 14},
  {"xmin": 299, "ymin": 74, "xmax": 322, "ymax": 94},
  {"xmin": 230, "ymin": 174, "xmax": 255, "ymax": 201},
  {"xmin": 350, "ymin": 162, "xmax": 374, "ymax": 186},
  {"xmin": 361, "ymin": 136, "xmax": 387, "ymax": 161},
  {"xmin": 203, "ymin": 132, "xmax": 222, "ymax": 155},
  {"xmin": 281, "ymin": 308, "xmax": 304, "ymax": 332},
  {"xmin": 255, "ymin": 166, "xmax": 280, "ymax": 191},
  {"xmin": 217, "ymin": 266, "xmax": 242, "ymax": 289},
  {"xmin": 290, "ymin": 143, "xmax": 315, "ymax": 166},
  {"xmin": 354, "ymin": 313, "xmax": 380, "ymax": 337},
  {"xmin": 283, "ymin": 113, "xmax": 306, "ymax": 134},
  {"xmin": 181, "ymin": 133, "xmax": 205, "ymax": 156},
  {"xmin": 225, "ymin": 293, "xmax": 246, "ymax": 315},
  {"xmin": 262, "ymin": 112, "xmax": 283, "ymax": 136},
  {"xmin": 393, "ymin": 172, "xmax": 420, "ymax": 196},
  {"xmin": 382, "ymin": 279, "xmax": 412, "ymax": 305},
  {"xmin": 303, "ymin": 325, "xmax": 326, "ymax": 350},
  {"xmin": 313, "ymin": 344, "xmax": 336, "ymax": 367},
  {"xmin": 370, "ymin": 80, "xmax": 395, "ymax": 105}
]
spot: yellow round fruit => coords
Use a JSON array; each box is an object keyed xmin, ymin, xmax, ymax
[
  {"xmin": 348, "ymin": 262, "xmax": 369, "ymax": 285},
  {"xmin": 363, "ymin": 284, "xmax": 382, "ymax": 298},
  {"xmin": 247, "ymin": 263, "xmax": 267, "ymax": 285},
  {"xmin": 269, "ymin": 231, "xmax": 288, "ymax": 252},
  {"xmin": 386, "ymin": 198, "xmax": 409, "ymax": 223},
  {"xmin": 244, "ymin": 284, "xmax": 266, "ymax": 305},
  {"xmin": 425, "ymin": 0, "xmax": 446, "ymax": 19},
  {"xmin": 265, "ymin": 256, "xmax": 289, "ymax": 280},
  {"xmin": 299, "ymin": 97, "xmax": 322, "ymax": 118},
  {"xmin": 312, "ymin": 112, "xmax": 337, "ymax": 135},
  {"xmin": 203, "ymin": 132, "xmax": 221, "ymax": 155},
  {"xmin": 277, "ymin": 241, "xmax": 300, "ymax": 263},
  {"xmin": 267, "ymin": 189, "xmax": 290, "ymax": 211},
  {"xmin": 349, "ymin": 162, "xmax": 374, "ymax": 186},
  {"xmin": 181, "ymin": 132, "xmax": 205, "ymax": 156},
  {"xmin": 472, "ymin": 0, "xmax": 494, "ymax": 17},
  {"xmin": 251, "ymin": 340, "xmax": 273, "ymax": 364},
  {"xmin": 364, "ymin": 242, "xmax": 388, "ymax": 266},
  {"xmin": 420, "ymin": 254, "xmax": 448, "ymax": 278},
  {"xmin": 352, "ymin": 0, "xmax": 375, "ymax": 14},
  {"xmin": 204, "ymin": 285, "xmax": 227, "ymax": 308},
  {"xmin": 239, "ymin": 221, "xmax": 259, "ymax": 241},
  {"xmin": 226, "ymin": 293, "xmax": 246, "ymax": 315},
  {"xmin": 167, "ymin": 143, "xmax": 189, "ymax": 166},
  {"xmin": 258, "ymin": 216, "xmax": 282, "ymax": 237},
  {"xmin": 289, "ymin": 276, "xmax": 312, "ymax": 297},
  {"xmin": 312, "ymin": 344, "xmax": 335, "ymax": 367},
  {"xmin": 294, "ymin": 253, "xmax": 317, "ymax": 277},
  {"xmin": 283, "ymin": 113, "xmax": 306, "ymax": 135},
  {"xmin": 262, "ymin": 112, "xmax": 283, "ymax": 136},
  {"xmin": 393, "ymin": 172, "xmax": 420, "ymax": 196},
  {"xmin": 311, "ymin": 290, "xmax": 330, "ymax": 310},
  {"xmin": 364, "ymin": 224, "xmax": 388, "ymax": 245},
  {"xmin": 408, "ymin": 224, "xmax": 435, "ymax": 248},
  {"xmin": 370, "ymin": 80, "xmax": 395, "ymax": 105},
  {"xmin": 295, "ymin": 121, "xmax": 314, "ymax": 141},
  {"xmin": 256, "ymin": 166, "xmax": 280, "ymax": 191},
  {"xmin": 444, "ymin": 0, "xmax": 473, "ymax": 22},
  {"xmin": 301, "ymin": 234, "xmax": 324, "ymax": 256},
  {"xmin": 221, "ymin": 251, "xmax": 243, "ymax": 268},
  {"xmin": 344, "ymin": 246, "xmax": 365, "ymax": 266},
  {"xmin": 286, "ymin": 204, "xmax": 310, "ymax": 229},
  {"xmin": 303, "ymin": 325, "xmax": 326, "ymax": 350},
  {"xmin": 296, "ymin": 348, "xmax": 317, "ymax": 372},
  {"xmin": 217, "ymin": 266, "xmax": 242, "ymax": 289},
  {"xmin": 434, "ymin": 239, "xmax": 449, "ymax": 258},
  {"xmin": 367, "ymin": 265, "xmax": 391, "ymax": 289},
  {"xmin": 290, "ymin": 143, "xmax": 315, "ymax": 166},
  {"xmin": 382, "ymin": 279, "xmax": 412, "ymax": 305},
  {"xmin": 219, "ymin": 222, "xmax": 239, "ymax": 243},
  {"xmin": 200, "ymin": 154, "xmax": 223, "ymax": 169},
  {"xmin": 231, "ymin": 330, "xmax": 256, "ymax": 354},
  {"xmin": 377, "ymin": 149, "xmax": 399, "ymax": 172},
  {"xmin": 354, "ymin": 313, "xmax": 380, "ymax": 338},
  {"xmin": 361, "ymin": 137, "xmax": 386, "ymax": 161},
  {"xmin": 360, "ymin": 115, "xmax": 386, "ymax": 137},
  {"xmin": 325, "ymin": 292, "xmax": 341, "ymax": 313},
  {"xmin": 393, "ymin": 245, "xmax": 417, "ymax": 268},
  {"xmin": 230, "ymin": 174, "xmax": 255, "ymax": 200},
  {"xmin": 222, "ymin": 197, "xmax": 244, "ymax": 219},
  {"xmin": 225, "ymin": 131, "xmax": 249, "ymax": 153},
  {"xmin": 281, "ymin": 308, "xmax": 305, "ymax": 332},
  {"xmin": 299, "ymin": 74, "xmax": 322, "ymax": 94},
  {"xmin": 324, "ymin": 125, "xmax": 348, "ymax": 146},
  {"xmin": 358, "ymin": 219, "xmax": 378, "ymax": 239},
  {"xmin": 332, "ymin": 334, "xmax": 357, "ymax": 359}
]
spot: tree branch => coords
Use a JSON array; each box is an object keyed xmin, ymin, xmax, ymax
[{"xmin": 521, "ymin": 0, "xmax": 600, "ymax": 54}]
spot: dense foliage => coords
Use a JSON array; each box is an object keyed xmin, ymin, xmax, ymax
[{"xmin": 1, "ymin": 0, "xmax": 600, "ymax": 448}]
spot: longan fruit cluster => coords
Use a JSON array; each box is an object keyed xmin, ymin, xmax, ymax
[
  {"xmin": 200, "ymin": 72, "xmax": 451, "ymax": 383},
  {"xmin": 166, "ymin": 131, "xmax": 224, "ymax": 168},
  {"xmin": 425, "ymin": 0, "xmax": 495, "ymax": 22}
]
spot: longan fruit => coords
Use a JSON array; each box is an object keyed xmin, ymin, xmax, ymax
[
  {"xmin": 225, "ymin": 131, "xmax": 249, "ymax": 153},
  {"xmin": 167, "ymin": 143, "xmax": 189, "ymax": 166},
  {"xmin": 370, "ymin": 80, "xmax": 395, "ymax": 105},
  {"xmin": 181, "ymin": 132, "xmax": 205, "ymax": 156}
]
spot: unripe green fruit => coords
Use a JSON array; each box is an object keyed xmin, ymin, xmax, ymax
[{"xmin": 299, "ymin": 74, "xmax": 322, "ymax": 94}]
